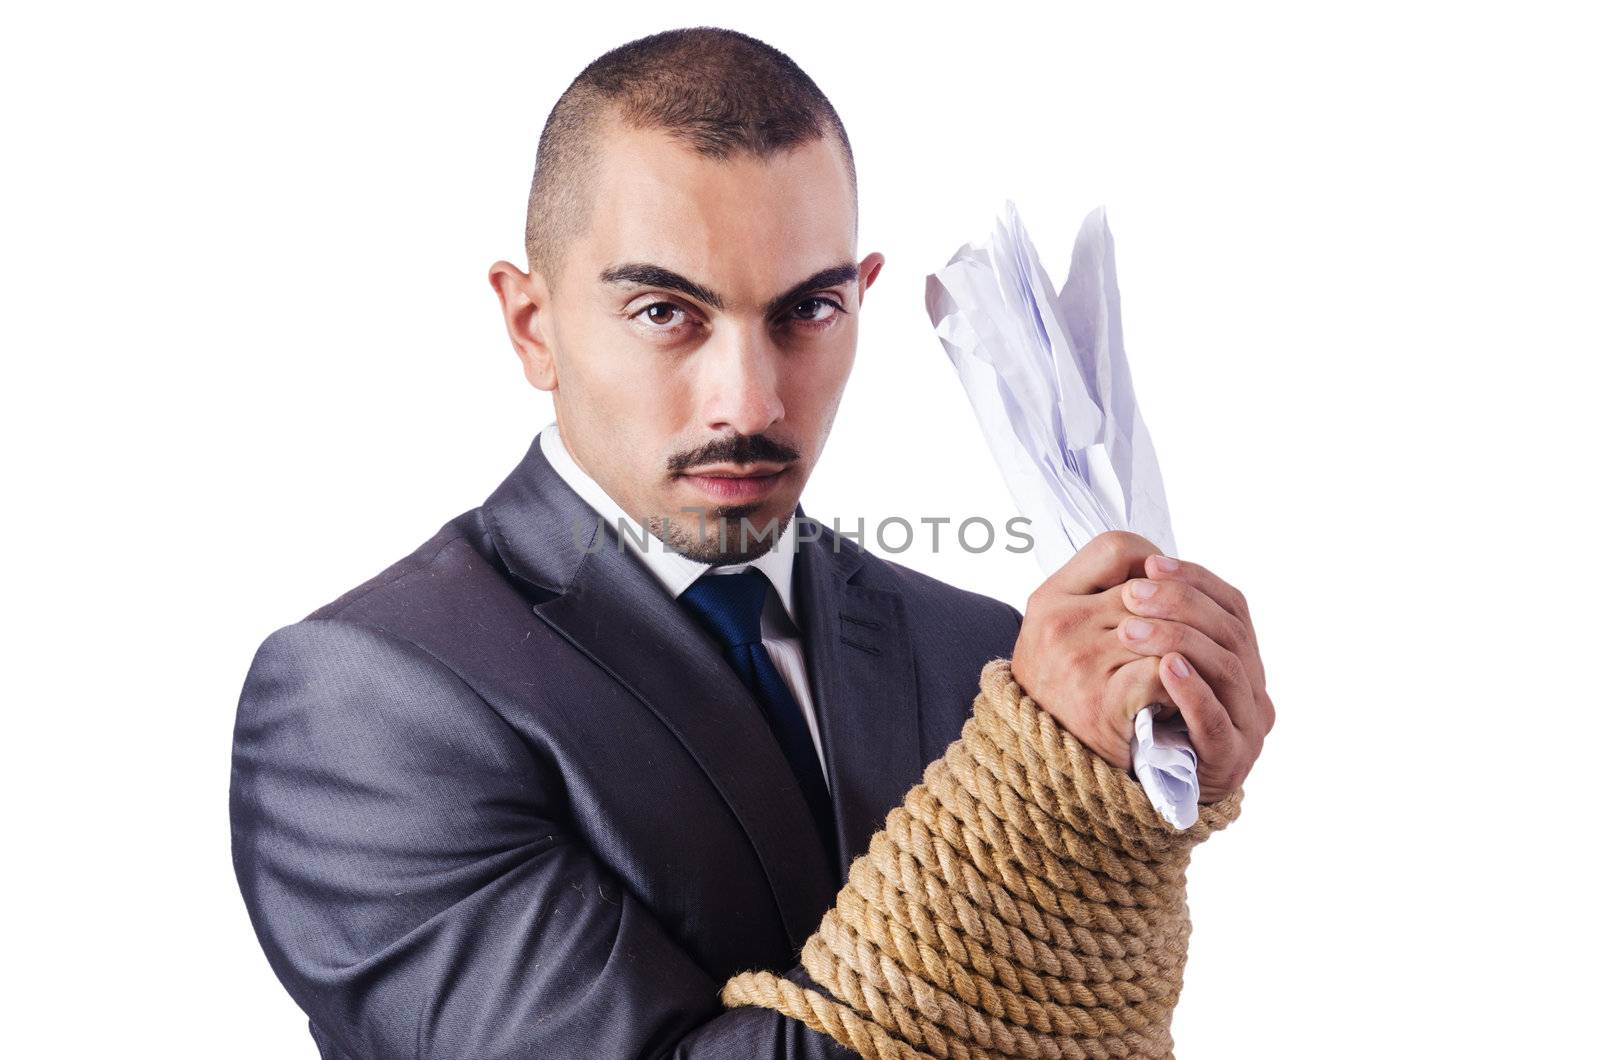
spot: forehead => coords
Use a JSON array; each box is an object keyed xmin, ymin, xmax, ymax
[{"xmin": 575, "ymin": 120, "xmax": 856, "ymax": 303}]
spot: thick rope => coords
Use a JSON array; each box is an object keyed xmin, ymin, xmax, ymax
[{"xmin": 721, "ymin": 658, "xmax": 1244, "ymax": 1060}]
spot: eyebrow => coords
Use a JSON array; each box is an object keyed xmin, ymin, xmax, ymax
[{"xmin": 598, "ymin": 260, "xmax": 860, "ymax": 318}]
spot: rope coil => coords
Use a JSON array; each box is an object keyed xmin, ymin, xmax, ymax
[{"xmin": 721, "ymin": 658, "xmax": 1244, "ymax": 1059}]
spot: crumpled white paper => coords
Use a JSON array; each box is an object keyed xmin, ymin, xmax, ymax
[{"xmin": 926, "ymin": 201, "xmax": 1200, "ymax": 829}]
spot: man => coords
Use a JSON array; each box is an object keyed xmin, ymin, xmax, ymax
[{"xmin": 230, "ymin": 26, "xmax": 1272, "ymax": 1059}]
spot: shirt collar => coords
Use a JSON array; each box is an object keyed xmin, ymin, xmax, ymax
[{"xmin": 538, "ymin": 420, "xmax": 800, "ymax": 625}]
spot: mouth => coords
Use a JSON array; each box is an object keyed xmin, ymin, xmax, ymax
[{"xmin": 677, "ymin": 463, "xmax": 789, "ymax": 504}]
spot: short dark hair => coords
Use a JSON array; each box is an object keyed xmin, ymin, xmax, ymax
[{"xmin": 524, "ymin": 26, "xmax": 857, "ymax": 284}]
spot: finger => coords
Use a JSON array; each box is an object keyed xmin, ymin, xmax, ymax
[
  {"xmin": 1144, "ymin": 553, "xmax": 1252, "ymax": 631},
  {"xmin": 1101, "ymin": 639, "xmax": 1181, "ymax": 723},
  {"xmin": 1115, "ymin": 615, "xmax": 1255, "ymax": 730},
  {"xmin": 1158, "ymin": 651, "xmax": 1242, "ymax": 772},
  {"xmin": 1126, "ymin": 570, "xmax": 1260, "ymax": 710},
  {"xmin": 1120, "ymin": 577, "xmax": 1259, "ymax": 690},
  {"xmin": 1051, "ymin": 530, "xmax": 1163, "ymax": 596},
  {"xmin": 1122, "ymin": 576, "xmax": 1248, "ymax": 653},
  {"xmin": 1107, "ymin": 654, "xmax": 1172, "ymax": 729},
  {"xmin": 1094, "ymin": 622, "xmax": 1178, "ymax": 723},
  {"xmin": 1078, "ymin": 657, "xmax": 1163, "ymax": 771}
]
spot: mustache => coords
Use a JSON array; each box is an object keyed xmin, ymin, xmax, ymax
[{"xmin": 669, "ymin": 433, "xmax": 800, "ymax": 473}]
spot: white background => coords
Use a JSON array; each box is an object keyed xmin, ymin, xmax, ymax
[{"xmin": 5, "ymin": 2, "xmax": 1597, "ymax": 1056}]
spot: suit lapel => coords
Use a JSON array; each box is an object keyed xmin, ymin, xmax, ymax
[
  {"xmin": 484, "ymin": 438, "xmax": 838, "ymax": 953},
  {"xmin": 791, "ymin": 509, "xmax": 921, "ymax": 878}
]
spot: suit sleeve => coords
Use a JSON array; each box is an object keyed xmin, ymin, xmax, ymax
[{"xmin": 229, "ymin": 618, "xmax": 860, "ymax": 1060}]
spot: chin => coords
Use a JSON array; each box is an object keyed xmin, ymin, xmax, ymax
[{"xmin": 657, "ymin": 498, "xmax": 797, "ymax": 564}]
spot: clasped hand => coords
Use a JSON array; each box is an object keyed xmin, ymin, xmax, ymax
[{"xmin": 1010, "ymin": 531, "xmax": 1274, "ymax": 803}]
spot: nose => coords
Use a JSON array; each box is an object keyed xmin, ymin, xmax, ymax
[{"xmin": 697, "ymin": 320, "xmax": 785, "ymax": 437}]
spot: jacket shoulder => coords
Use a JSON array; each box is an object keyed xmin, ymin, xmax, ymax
[{"xmin": 300, "ymin": 506, "xmax": 522, "ymax": 627}]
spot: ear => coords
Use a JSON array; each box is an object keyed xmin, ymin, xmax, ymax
[
  {"xmin": 487, "ymin": 260, "xmax": 557, "ymax": 391},
  {"xmin": 855, "ymin": 251, "xmax": 886, "ymax": 305}
]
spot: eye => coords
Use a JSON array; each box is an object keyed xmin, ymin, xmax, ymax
[
  {"xmin": 788, "ymin": 296, "xmax": 844, "ymax": 327},
  {"xmin": 634, "ymin": 301, "xmax": 690, "ymax": 329}
]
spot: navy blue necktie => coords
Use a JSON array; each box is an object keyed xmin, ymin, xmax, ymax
[{"xmin": 679, "ymin": 569, "xmax": 839, "ymax": 881}]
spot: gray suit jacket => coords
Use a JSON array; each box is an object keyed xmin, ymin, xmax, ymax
[{"xmin": 230, "ymin": 436, "xmax": 1023, "ymax": 1059}]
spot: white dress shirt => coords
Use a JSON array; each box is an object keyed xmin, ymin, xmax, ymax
[{"xmin": 538, "ymin": 421, "xmax": 829, "ymax": 790}]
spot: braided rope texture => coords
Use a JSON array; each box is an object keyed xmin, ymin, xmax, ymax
[{"xmin": 721, "ymin": 658, "xmax": 1244, "ymax": 1059}]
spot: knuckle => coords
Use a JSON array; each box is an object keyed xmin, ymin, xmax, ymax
[
  {"xmin": 1154, "ymin": 620, "xmax": 1184, "ymax": 654},
  {"xmin": 1219, "ymin": 650, "xmax": 1248, "ymax": 688},
  {"xmin": 1061, "ymin": 644, "xmax": 1094, "ymax": 677},
  {"xmin": 1223, "ymin": 612, "xmax": 1249, "ymax": 650},
  {"xmin": 1102, "ymin": 529, "xmax": 1141, "ymax": 552},
  {"xmin": 1046, "ymin": 605, "xmax": 1091, "ymax": 643},
  {"xmin": 1081, "ymin": 531, "xmax": 1121, "ymax": 566},
  {"xmin": 1171, "ymin": 582, "xmax": 1204, "ymax": 621},
  {"xmin": 1201, "ymin": 706, "xmax": 1233, "ymax": 743},
  {"xmin": 1101, "ymin": 529, "xmax": 1155, "ymax": 566}
]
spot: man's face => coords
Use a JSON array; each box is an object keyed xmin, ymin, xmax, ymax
[{"xmin": 492, "ymin": 119, "xmax": 884, "ymax": 564}]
